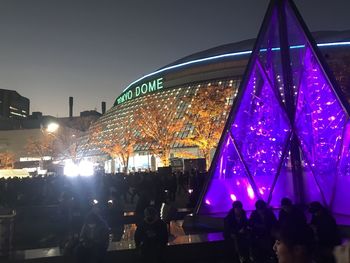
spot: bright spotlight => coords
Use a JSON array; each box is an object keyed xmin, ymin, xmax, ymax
[
  {"xmin": 47, "ymin": 123, "xmax": 59, "ymax": 133},
  {"xmin": 64, "ymin": 160, "xmax": 79, "ymax": 177},
  {"xmin": 93, "ymin": 199, "xmax": 99, "ymax": 205},
  {"xmin": 78, "ymin": 160, "xmax": 94, "ymax": 176}
]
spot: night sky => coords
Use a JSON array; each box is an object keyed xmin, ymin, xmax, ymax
[{"xmin": 0, "ymin": 0, "xmax": 349, "ymax": 117}]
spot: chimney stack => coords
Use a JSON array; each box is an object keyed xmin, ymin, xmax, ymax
[
  {"xmin": 102, "ymin": 101, "xmax": 106, "ymax": 115},
  {"xmin": 69, "ymin": 97, "xmax": 73, "ymax": 118}
]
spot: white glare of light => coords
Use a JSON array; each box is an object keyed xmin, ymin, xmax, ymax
[
  {"xmin": 247, "ymin": 186, "xmax": 255, "ymax": 199},
  {"xmin": 108, "ymin": 200, "xmax": 113, "ymax": 204},
  {"xmin": 188, "ymin": 189, "xmax": 193, "ymax": 194},
  {"xmin": 47, "ymin": 123, "xmax": 59, "ymax": 133},
  {"xmin": 64, "ymin": 160, "xmax": 79, "ymax": 177},
  {"xmin": 230, "ymin": 194, "xmax": 237, "ymax": 201},
  {"xmin": 78, "ymin": 160, "xmax": 94, "ymax": 176},
  {"xmin": 93, "ymin": 199, "xmax": 99, "ymax": 205}
]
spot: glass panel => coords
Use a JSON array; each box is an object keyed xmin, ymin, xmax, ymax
[
  {"xmin": 301, "ymin": 151, "xmax": 325, "ymax": 205},
  {"xmin": 258, "ymin": 8, "xmax": 286, "ymax": 105},
  {"xmin": 199, "ymin": 133, "xmax": 258, "ymax": 214},
  {"xmin": 332, "ymin": 120, "xmax": 350, "ymax": 215},
  {"xmin": 231, "ymin": 61, "xmax": 291, "ymax": 202},
  {"xmin": 269, "ymin": 148, "xmax": 296, "ymax": 208},
  {"xmin": 284, "ymin": 2, "xmax": 309, "ymax": 105},
  {"xmin": 294, "ymin": 46, "xmax": 348, "ymax": 205}
]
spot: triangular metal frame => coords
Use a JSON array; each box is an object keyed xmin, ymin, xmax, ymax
[{"xmin": 196, "ymin": 0, "xmax": 350, "ymax": 215}]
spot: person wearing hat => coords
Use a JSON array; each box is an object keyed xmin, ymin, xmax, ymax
[
  {"xmin": 224, "ymin": 200, "xmax": 249, "ymax": 263},
  {"xmin": 134, "ymin": 206, "xmax": 168, "ymax": 263}
]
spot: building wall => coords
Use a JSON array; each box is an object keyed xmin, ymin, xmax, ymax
[{"xmin": 0, "ymin": 89, "xmax": 30, "ymax": 119}]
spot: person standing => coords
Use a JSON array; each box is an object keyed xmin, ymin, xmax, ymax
[
  {"xmin": 134, "ymin": 206, "xmax": 168, "ymax": 263},
  {"xmin": 76, "ymin": 212, "xmax": 110, "ymax": 263}
]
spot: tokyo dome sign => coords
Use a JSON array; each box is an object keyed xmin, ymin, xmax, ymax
[{"xmin": 116, "ymin": 77, "xmax": 164, "ymax": 105}]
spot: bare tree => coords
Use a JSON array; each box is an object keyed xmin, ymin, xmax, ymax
[
  {"xmin": 54, "ymin": 127, "xmax": 83, "ymax": 163},
  {"xmin": 25, "ymin": 133, "xmax": 55, "ymax": 159},
  {"xmin": 25, "ymin": 126, "xmax": 82, "ymax": 163}
]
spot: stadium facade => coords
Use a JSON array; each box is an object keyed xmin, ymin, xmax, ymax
[{"xmin": 79, "ymin": 31, "xmax": 350, "ymax": 172}]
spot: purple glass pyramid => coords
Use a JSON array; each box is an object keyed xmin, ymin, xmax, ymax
[{"xmin": 197, "ymin": 0, "xmax": 350, "ymax": 215}]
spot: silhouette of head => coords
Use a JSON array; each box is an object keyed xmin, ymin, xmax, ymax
[
  {"xmin": 308, "ymin": 201, "xmax": 323, "ymax": 214},
  {"xmin": 281, "ymin": 197, "xmax": 292, "ymax": 207},
  {"xmin": 274, "ymin": 221, "xmax": 314, "ymax": 263},
  {"xmin": 255, "ymin": 199, "xmax": 267, "ymax": 210},
  {"xmin": 144, "ymin": 206, "xmax": 158, "ymax": 223},
  {"xmin": 232, "ymin": 200, "xmax": 243, "ymax": 209}
]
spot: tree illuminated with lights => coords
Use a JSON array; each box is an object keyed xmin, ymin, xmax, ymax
[
  {"xmin": 101, "ymin": 119, "xmax": 136, "ymax": 173},
  {"xmin": 0, "ymin": 151, "xmax": 15, "ymax": 169},
  {"xmin": 133, "ymin": 95, "xmax": 184, "ymax": 166},
  {"xmin": 181, "ymin": 85, "xmax": 233, "ymax": 170}
]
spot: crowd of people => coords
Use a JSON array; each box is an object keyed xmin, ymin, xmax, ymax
[
  {"xmin": 0, "ymin": 169, "xmax": 204, "ymax": 262},
  {"xmin": 0, "ymin": 169, "xmax": 204, "ymax": 209},
  {"xmin": 223, "ymin": 198, "xmax": 341, "ymax": 263},
  {"xmin": 0, "ymin": 171, "xmax": 345, "ymax": 263}
]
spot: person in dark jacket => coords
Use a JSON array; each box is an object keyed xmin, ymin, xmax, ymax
[
  {"xmin": 104, "ymin": 198, "xmax": 123, "ymax": 241},
  {"xmin": 308, "ymin": 201, "xmax": 341, "ymax": 263},
  {"xmin": 278, "ymin": 197, "xmax": 306, "ymax": 226},
  {"xmin": 134, "ymin": 206, "xmax": 168, "ymax": 263},
  {"xmin": 224, "ymin": 200, "xmax": 249, "ymax": 263},
  {"xmin": 76, "ymin": 212, "xmax": 110, "ymax": 263},
  {"xmin": 249, "ymin": 199, "xmax": 278, "ymax": 263}
]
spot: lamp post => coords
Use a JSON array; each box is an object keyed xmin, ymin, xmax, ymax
[{"xmin": 38, "ymin": 122, "xmax": 60, "ymax": 175}]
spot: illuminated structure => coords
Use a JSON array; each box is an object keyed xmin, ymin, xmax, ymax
[
  {"xmin": 197, "ymin": 0, "xmax": 350, "ymax": 217},
  {"xmin": 80, "ymin": 7, "xmax": 350, "ymax": 172}
]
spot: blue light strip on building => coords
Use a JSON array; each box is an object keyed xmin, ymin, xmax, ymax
[{"xmin": 122, "ymin": 41, "xmax": 350, "ymax": 92}]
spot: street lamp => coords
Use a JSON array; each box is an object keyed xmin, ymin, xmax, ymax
[{"xmin": 46, "ymin": 123, "xmax": 59, "ymax": 133}]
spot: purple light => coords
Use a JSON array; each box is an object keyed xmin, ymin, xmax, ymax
[{"xmin": 198, "ymin": 0, "xmax": 350, "ymax": 216}]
